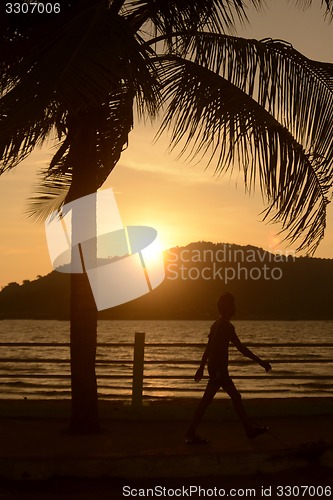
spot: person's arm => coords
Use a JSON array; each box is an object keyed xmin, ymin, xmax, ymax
[
  {"xmin": 194, "ymin": 337, "xmax": 212, "ymax": 382},
  {"xmin": 231, "ymin": 331, "xmax": 272, "ymax": 372}
]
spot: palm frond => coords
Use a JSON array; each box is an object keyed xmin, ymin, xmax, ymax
[
  {"xmin": 0, "ymin": 100, "xmax": 67, "ymax": 173},
  {"xmin": 179, "ymin": 34, "xmax": 333, "ymax": 175},
  {"xmin": 157, "ymin": 56, "xmax": 332, "ymax": 253},
  {"xmin": 294, "ymin": 0, "xmax": 333, "ymax": 20},
  {"xmin": 0, "ymin": 2, "xmax": 159, "ymax": 174},
  {"xmin": 27, "ymin": 89, "xmax": 134, "ymax": 220},
  {"xmin": 26, "ymin": 171, "xmax": 71, "ymax": 222},
  {"xmin": 125, "ymin": 0, "xmax": 263, "ymax": 39}
]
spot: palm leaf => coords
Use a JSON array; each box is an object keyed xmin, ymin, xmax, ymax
[
  {"xmin": 294, "ymin": 0, "xmax": 333, "ymax": 20},
  {"xmin": 125, "ymin": 0, "xmax": 263, "ymax": 38},
  {"xmin": 0, "ymin": 2, "xmax": 159, "ymax": 174},
  {"xmin": 179, "ymin": 34, "xmax": 333, "ymax": 171},
  {"xmin": 26, "ymin": 172, "xmax": 71, "ymax": 223},
  {"xmin": 157, "ymin": 56, "xmax": 332, "ymax": 253},
  {"xmin": 27, "ymin": 89, "xmax": 135, "ymax": 220}
]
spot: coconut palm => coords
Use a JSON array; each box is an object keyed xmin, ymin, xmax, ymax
[{"xmin": 1, "ymin": 0, "xmax": 333, "ymax": 432}]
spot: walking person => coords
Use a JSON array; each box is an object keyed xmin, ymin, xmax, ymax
[{"xmin": 186, "ymin": 292, "xmax": 272, "ymax": 444}]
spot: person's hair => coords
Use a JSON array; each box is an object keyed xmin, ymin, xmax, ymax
[{"xmin": 217, "ymin": 292, "xmax": 235, "ymax": 315}]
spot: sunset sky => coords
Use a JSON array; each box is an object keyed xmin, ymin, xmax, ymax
[{"xmin": 0, "ymin": 0, "xmax": 332, "ymax": 289}]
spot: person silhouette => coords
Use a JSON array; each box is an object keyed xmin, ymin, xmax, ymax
[{"xmin": 185, "ymin": 292, "xmax": 272, "ymax": 444}]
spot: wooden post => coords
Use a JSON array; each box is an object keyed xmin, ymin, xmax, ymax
[{"xmin": 132, "ymin": 332, "xmax": 145, "ymax": 407}]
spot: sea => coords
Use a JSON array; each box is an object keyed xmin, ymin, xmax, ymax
[{"xmin": 0, "ymin": 320, "xmax": 332, "ymax": 400}]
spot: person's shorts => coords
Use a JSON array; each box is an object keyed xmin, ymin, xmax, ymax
[{"xmin": 208, "ymin": 367, "xmax": 240, "ymax": 397}]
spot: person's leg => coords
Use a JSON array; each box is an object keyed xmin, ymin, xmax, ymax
[
  {"xmin": 222, "ymin": 379, "xmax": 252, "ymax": 434},
  {"xmin": 185, "ymin": 381, "xmax": 219, "ymax": 439},
  {"xmin": 222, "ymin": 378, "xmax": 268, "ymax": 438}
]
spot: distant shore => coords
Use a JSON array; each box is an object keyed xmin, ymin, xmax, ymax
[{"xmin": 1, "ymin": 242, "xmax": 333, "ymax": 320}]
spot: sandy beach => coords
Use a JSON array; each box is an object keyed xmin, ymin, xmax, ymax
[{"xmin": 0, "ymin": 397, "xmax": 332, "ymax": 498}]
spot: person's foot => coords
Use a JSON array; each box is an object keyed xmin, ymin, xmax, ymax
[
  {"xmin": 185, "ymin": 434, "xmax": 209, "ymax": 445},
  {"xmin": 246, "ymin": 425, "xmax": 269, "ymax": 439}
]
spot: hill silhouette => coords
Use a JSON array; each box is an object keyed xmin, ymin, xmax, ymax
[{"xmin": 1, "ymin": 242, "xmax": 332, "ymax": 320}]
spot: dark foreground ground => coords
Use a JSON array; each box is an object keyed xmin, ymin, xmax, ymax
[
  {"xmin": 0, "ymin": 398, "xmax": 332, "ymax": 499},
  {"xmin": 1, "ymin": 466, "xmax": 332, "ymax": 500}
]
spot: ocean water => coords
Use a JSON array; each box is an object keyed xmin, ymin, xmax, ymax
[{"xmin": 0, "ymin": 320, "xmax": 332, "ymax": 400}]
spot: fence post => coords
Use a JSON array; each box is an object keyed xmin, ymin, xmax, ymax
[{"xmin": 132, "ymin": 332, "xmax": 145, "ymax": 407}]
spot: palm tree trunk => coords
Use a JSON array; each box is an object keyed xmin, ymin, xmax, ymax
[
  {"xmin": 66, "ymin": 116, "xmax": 100, "ymax": 433},
  {"xmin": 69, "ymin": 271, "xmax": 99, "ymax": 433}
]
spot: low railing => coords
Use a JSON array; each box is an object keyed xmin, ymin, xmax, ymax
[{"xmin": 1, "ymin": 332, "xmax": 333, "ymax": 405}]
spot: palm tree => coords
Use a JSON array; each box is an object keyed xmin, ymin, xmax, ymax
[{"xmin": 1, "ymin": 0, "xmax": 332, "ymax": 432}]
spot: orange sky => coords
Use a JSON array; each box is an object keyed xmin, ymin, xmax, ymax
[{"xmin": 0, "ymin": 0, "xmax": 332, "ymax": 289}]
